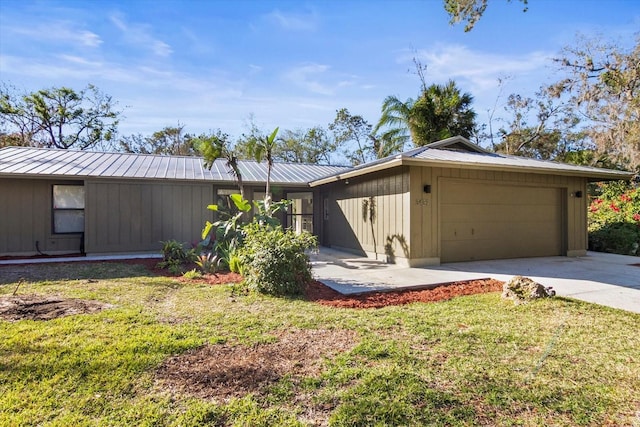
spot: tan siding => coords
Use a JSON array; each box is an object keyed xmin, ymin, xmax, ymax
[
  {"xmin": 85, "ymin": 180, "xmax": 213, "ymax": 254},
  {"xmin": 0, "ymin": 178, "xmax": 83, "ymax": 255},
  {"xmin": 324, "ymin": 167, "xmax": 410, "ymax": 261}
]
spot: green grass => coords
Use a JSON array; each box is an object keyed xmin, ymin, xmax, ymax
[{"xmin": 1, "ymin": 262, "xmax": 639, "ymax": 426}]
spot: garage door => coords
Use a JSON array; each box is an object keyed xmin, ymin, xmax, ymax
[{"xmin": 440, "ymin": 180, "xmax": 563, "ymax": 262}]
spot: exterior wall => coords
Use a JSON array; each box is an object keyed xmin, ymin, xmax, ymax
[
  {"xmin": 409, "ymin": 166, "xmax": 588, "ymax": 264},
  {"xmin": 0, "ymin": 178, "xmax": 84, "ymax": 256},
  {"xmin": 320, "ymin": 167, "xmax": 412, "ymax": 264},
  {"xmin": 85, "ymin": 180, "xmax": 214, "ymax": 254}
]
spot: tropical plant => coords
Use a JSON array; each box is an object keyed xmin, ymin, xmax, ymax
[
  {"xmin": 158, "ymin": 239, "xmax": 198, "ymax": 274},
  {"xmin": 375, "ymin": 80, "xmax": 477, "ymax": 147},
  {"xmin": 246, "ymin": 127, "xmax": 279, "ymax": 211},
  {"xmin": 197, "ymin": 130, "xmax": 247, "ymax": 199}
]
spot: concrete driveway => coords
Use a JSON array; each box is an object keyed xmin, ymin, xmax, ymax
[{"xmin": 310, "ymin": 248, "xmax": 640, "ymax": 314}]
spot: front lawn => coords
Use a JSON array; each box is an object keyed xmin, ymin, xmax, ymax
[{"xmin": 1, "ymin": 262, "xmax": 638, "ymax": 426}]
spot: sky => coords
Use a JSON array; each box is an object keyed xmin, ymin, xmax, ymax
[{"xmin": 1, "ymin": 0, "xmax": 639, "ymax": 148}]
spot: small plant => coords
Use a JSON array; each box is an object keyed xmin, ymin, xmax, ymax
[
  {"xmin": 158, "ymin": 240, "xmax": 199, "ymax": 274},
  {"xmin": 195, "ymin": 252, "xmax": 222, "ymax": 274},
  {"xmin": 182, "ymin": 269, "xmax": 203, "ymax": 280}
]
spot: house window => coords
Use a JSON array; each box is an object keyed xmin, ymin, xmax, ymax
[
  {"xmin": 287, "ymin": 192, "xmax": 313, "ymax": 234},
  {"xmin": 53, "ymin": 185, "xmax": 85, "ymax": 234}
]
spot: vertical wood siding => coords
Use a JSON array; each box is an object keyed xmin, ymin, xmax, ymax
[
  {"xmin": 85, "ymin": 180, "xmax": 213, "ymax": 254},
  {"xmin": 322, "ymin": 167, "xmax": 411, "ymax": 261},
  {"xmin": 0, "ymin": 178, "xmax": 83, "ymax": 255}
]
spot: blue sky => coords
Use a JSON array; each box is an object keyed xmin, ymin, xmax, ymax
[{"xmin": 1, "ymin": 0, "xmax": 639, "ymax": 146}]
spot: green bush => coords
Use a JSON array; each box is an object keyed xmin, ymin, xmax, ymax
[
  {"xmin": 158, "ymin": 240, "xmax": 199, "ymax": 273},
  {"xmin": 237, "ymin": 223, "xmax": 317, "ymax": 296},
  {"xmin": 588, "ymin": 183, "xmax": 640, "ymax": 256}
]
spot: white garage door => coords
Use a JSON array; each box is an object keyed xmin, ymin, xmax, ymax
[{"xmin": 440, "ymin": 180, "xmax": 563, "ymax": 263}]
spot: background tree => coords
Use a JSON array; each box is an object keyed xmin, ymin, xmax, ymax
[
  {"xmin": 329, "ymin": 108, "xmax": 375, "ymax": 165},
  {"xmin": 444, "ymin": 0, "xmax": 529, "ymax": 32},
  {"xmin": 493, "ymin": 91, "xmax": 587, "ymax": 161},
  {"xmin": 547, "ymin": 35, "xmax": 640, "ymax": 174},
  {"xmin": 0, "ymin": 84, "xmax": 120, "ymax": 150},
  {"xmin": 119, "ymin": 125, "xmax": 198, "ymax": 156},
  {"xmin": 245, "ymin": 127, "xmax": 280, "ymax": 211},
  {"xmin": 373, "ymin": 95, "xmax": 414, "ymax": 151},
  {"xmin": 274, "ymin": 127, "xmax": 337, "ymax": 164},
  {"xmin": 411, "ymin": 80, "xmax": 477, "ymax": 145}
]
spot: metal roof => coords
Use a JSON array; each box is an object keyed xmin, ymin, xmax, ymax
[
  {"xmin": 310, "ymin": 136, "xmax": 634, "ymax": 185},
  {"xmin": 0, "ymin": 146, "xmax": 349, "ymax": 185}
]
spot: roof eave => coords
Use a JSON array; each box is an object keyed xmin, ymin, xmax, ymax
[
  {"xmin": 309, "ymin": 158, "xmax": 403, "ymax": 187},
  {"xmin": 401, "ymin": 158, "xmax": 634, "ymax": 181}
]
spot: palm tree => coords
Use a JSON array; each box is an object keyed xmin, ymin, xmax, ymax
[
  {"xmin": 374, "ymin": 80, "xmax": 477, "ymax": 148},
  {"xmin": 373, "ymin": 95, "xmax": 414, "ymax": 152},
  {"xmin": 413, "ymin": 80, "xmax": 476, "ymax": 145}
]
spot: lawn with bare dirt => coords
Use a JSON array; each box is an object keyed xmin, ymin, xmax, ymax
[{"xmin": 1, "ymin": 260, "xmax": 638, "ymax": 426}]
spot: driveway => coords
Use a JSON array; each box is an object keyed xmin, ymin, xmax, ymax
[{"xmin": 310, "ymin": 248, "xmax": 640, "ymax": 314}]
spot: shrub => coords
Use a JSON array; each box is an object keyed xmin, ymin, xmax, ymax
[
  {"xmin": 588, "ymin": 184, "xmax": 640, "ymax": 256},
  {"xmin": 237, "ymin": 223, "xmax": 317, "ymax": 296}
]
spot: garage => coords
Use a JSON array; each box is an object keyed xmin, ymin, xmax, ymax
[{"xmin": 440, "ymin": 179, "xmax": 564, "ymax": 262}]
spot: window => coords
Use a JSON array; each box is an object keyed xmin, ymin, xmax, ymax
[
  {"xmin": 287, "ymin": 192, "xmax": 313, "ymax": 234},
  {"xmin": 53, "ymin": 185, "xmax": 85, "ymax": 233}
]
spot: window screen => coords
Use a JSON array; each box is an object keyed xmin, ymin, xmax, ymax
[{"xmin": 53, "ymin": 185, "xmax": 85, "ymax": 233}]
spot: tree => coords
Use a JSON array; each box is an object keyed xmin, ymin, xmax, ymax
[
  {"xmin": 246, "ymin": 127, "xmax": 280, "ymax": 211},
  {"xmin": 329, "ymin": 108, "xmax": 375, "ymax": 165},
  {"xmin": 444, "ymin": 0, "xmax": 529, "ymax": 32},
  {"xmin": 274, "ymin": 127, "xmax": 337, "ymax": 164},
  {"xmin": 373, "ymin": 95, "xmax": 414, "ymax": 151},
  {"xmin": 547, "ymin": 35, "xmax": 640, "ymax": 174},
  {"xmin": 197, "ymin": 130, "xmax": 247, "ymax": 199},
  {"xmin": 120, "ymin": 125, "xmax": 198, "ymax": 156},
  {"xmin": 493, "ymin": 91, "xmax": 587, "ymax": 161},
  {"xmin": 0, "ymin": 84, "xmax": 120, "ymax": 150},
  {"xmin": 412, "ymin": 80, "xmax": 477, "ymax": 145}
]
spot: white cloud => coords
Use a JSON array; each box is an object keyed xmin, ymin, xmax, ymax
[
  {"xmin": 7, "ymin": 22, "xmax": 102, "ymax": 47},
  {"xmin": 398, "ymin": 44, "xmax": 552, "ymax": 94},
  {"xmin": 109, "ymin": 13, "xmax": 172, "ymax": 57},
  {"xmin": 265, "ymin": 9, "xmax": 318, "ymax": 31}
]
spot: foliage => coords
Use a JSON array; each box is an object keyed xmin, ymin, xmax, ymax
[
  {"xmin": 244, "ymin": 127, "xmax": 280, "ymax": 211},
  {"xmin": 1, "ymin": 263, "xmax": 639, "ymax": 426},
  {"xmin": 253, "ymin": 198, "xmax": 291, "ymax": 228},
  {"xmin": 445, "ymin": 0, "xmax": 529, "ymax": 32},
  {"xmin": 375, "ymin": 80, "xmax": 477, "ymax": 148},
  {"xmin": 158, "ymin": 240, "xmax": 198, "ymax": 274},
  {"xmin": 547, "ymin": 35, "xmax": 640, "ymax": 175},
  {"xmin": 196, "ymin": 130, "xmax": 246, "ymax": 198},
  {"xmin": 329, "ymin": 108, "xmax": 375, "ymax": 165},
  {"xmin": 272, "ymin": 127, "xmax": 337, "ymax": 164},
  {"xmin": 588, "ymin": 183, "xmax": 640, "ymax": 256},
  {"xmin": 0, "ymin": 84, "xmax": 120, "ymax": 150},
  {"xmin": 201, "ymin": 193, "xmax": 252, "ymax": 270},
  {"xmin": 237, "ymin": 223, "xmax": 317, "ymax": 296},
  {"xmin": 493, "ymin": 91, "xmax": 587, "ymax": 161},
  {"xmin": 119, "ymin": 125, "xmax": 199, "ymax": 156}
]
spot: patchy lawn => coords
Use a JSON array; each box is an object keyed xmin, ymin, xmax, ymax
[{"xmin": 1, "ymin": 261, "xmax": 639, "ymax": 426}]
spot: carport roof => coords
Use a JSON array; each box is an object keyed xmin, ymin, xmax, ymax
[
  {"xmin": 0, "ymin": 146, "xmax": 349, "ymax": 185},
  {"xmin": 309, "ymin": 136, "xmax": 634, "ymax": 186}
]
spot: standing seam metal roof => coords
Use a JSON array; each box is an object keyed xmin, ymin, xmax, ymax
[{"xmin": 0, "ymin": 146, "xmax": 349, "ymax": 184}]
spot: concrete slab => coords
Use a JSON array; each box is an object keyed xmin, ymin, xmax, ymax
[
  {"xmin": 0, "ymin": 253, "xmax": 161, "ymax": 265},
  {"xmin": 311, "ymin": 248, "xmax": 640, "ymax": 314}
]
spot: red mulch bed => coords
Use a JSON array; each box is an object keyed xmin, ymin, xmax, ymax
[
  {"xmin": 0, "ymin": 257, "xmax": 504, "ymax": 309},
  {"xmin": 304, "ymin": 279, "xmax": 504, "ymax": 309}
]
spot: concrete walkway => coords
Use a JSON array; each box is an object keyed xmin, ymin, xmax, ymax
[{"xmin": 310, "ymin": 247, "xmax": 640, "ymax": 314}]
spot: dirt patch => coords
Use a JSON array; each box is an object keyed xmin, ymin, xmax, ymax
[
  {"xmin": 0, "ymin": 294, "xmax": 113, "ymax": 321},
  {"xmin": 156, "ymin": 328, "xmax": 358, "ymax": 402},
  {"xmin": 304, "ymin": 279, "xmax": 504, "ymax": 309}
]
